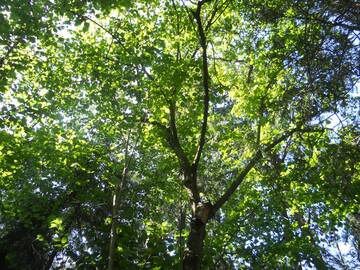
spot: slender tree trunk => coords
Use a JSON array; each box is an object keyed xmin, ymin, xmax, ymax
[
  {"xmin": 108, "ymin": 133, "xmax": 131, "ymax": 270},
  {"xmin": 178, "ymin": 202, "xmax": 186, "ymax": 270},
  {"xmin": 107, "ymin": 167, "xmax": 127, "ymax": 270},
  {"xmin": 107, "ymin": 192, "xmax": 119, "ymax": 270}
]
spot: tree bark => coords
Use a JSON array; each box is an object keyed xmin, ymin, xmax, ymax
[
  {"xmin": 108, "ymin": 132, "xmax": 132, "ymax": 270},
  {"xmin": 183, "ymin": 218, "xmax": 207, "ymax": 270},
  {"xmin": 107, "ymin": 165, "xmax": 128, "ymax": 270},
  {"xmin": 183, "ymin": 202, "xmax": 213, "ymax": 270}
]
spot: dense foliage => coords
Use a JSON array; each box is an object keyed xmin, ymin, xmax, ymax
[{"xmin": 1, "ymin": 0, "xmax": 359, "ymax": 269}]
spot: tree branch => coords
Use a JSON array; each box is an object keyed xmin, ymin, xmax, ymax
[
  {"xmin": 192, "ymin": 1, "xmax": 211, "ymax": 169},
  {"xmin": 180, "ymin": 0, "xmax": 197, "ymax": 34},
  {"xmin": 205, "ymin": 0, "xmax": 232, "ymax": 32},
  {"xmin": 212, "ymin": 126, "xmax": 324, "ymax": 213},
  {"xmin": 209, "ymin": 57, "xmax": 244, "ymax": 64},
  {"xmin": 148, "ymin": 120, "xmax": 191, "ymax": 173},
  {"xmin": 70, "ymin": 11, "xmax": 127, "ymax": 51},
  {"xmin": 142, "ymin": 64, "xmax": 191, "ymax": 174}
]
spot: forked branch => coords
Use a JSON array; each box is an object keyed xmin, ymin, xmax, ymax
[{"xmin": 149, "ymin": 120, "xmax": 191, "ymax": 173}]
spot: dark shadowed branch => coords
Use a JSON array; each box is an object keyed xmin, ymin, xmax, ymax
[{"xmin": 192, "ymin": 1, "xmax": 211, "ymax": 169}]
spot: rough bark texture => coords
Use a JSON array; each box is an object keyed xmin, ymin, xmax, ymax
[
  {"xmin": 183, "ymin": 202, "xmax": 213, "ymax": 270},
  {"xmin": 183, "ymin": 219, "xmax": 207, "ymax": 270}
]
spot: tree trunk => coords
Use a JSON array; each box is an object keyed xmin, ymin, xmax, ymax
[
  {"xmin": 183, "ymin": 218, "xmax": 207, "ymax": 270},
  {"xmin": 108, "ymin": 132, "xmax": 132, "ymax": 270},
  {"xmin": 108, "ymin": 166, "xmax": 128, "ymax": 270},
  {"xmin": 44, "ymin": 250, "xmax": 57, "ymax": 270},
  {"xmin": 107, "ymin": 193, "xmax": 119, "ymax": 270},
  {"xmin": 178, "ymin": 204, "xmax": 186, "ymax": 270}
]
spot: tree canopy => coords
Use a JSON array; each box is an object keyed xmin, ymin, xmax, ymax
[{"xmin": 0, "ymin": 0, "xmax": 359, "ymax": 269}]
